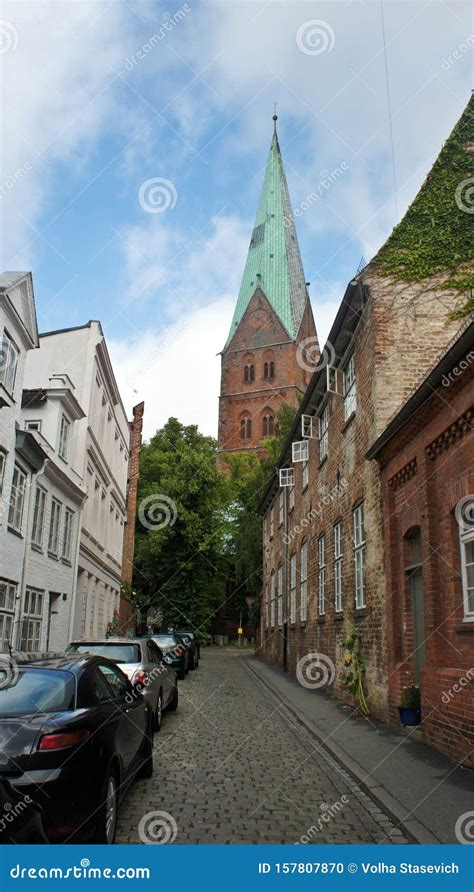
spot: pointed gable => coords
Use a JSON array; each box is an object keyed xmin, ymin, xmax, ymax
[{"xmin": 225, "ymin": 123, "xmax": 309, "ymax": 348}]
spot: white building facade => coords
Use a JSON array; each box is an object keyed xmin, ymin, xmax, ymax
[
  {"xmin": 0, "ymin": 273, "xmax": 86, "ymax": 653},
  {"xmin": 25, "ymin": 322, "xmax": 130, "ymax": 640}
]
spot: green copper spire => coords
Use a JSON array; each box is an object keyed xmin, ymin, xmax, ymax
[{"xmin": 225, "ymin": 118, "xmax": 309, "ymax": 347}]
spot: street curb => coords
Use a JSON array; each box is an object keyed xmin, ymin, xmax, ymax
[{"xmin": 242, "ymin": 656, "xmax": 442, "ymax": 845}]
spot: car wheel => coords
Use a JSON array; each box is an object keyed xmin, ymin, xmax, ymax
[
  {"xmin": 178, "ymin": 668, "xmax": 185, "ymax": 680},
  {"xmin": 95, "ymin": 769, "xmax": 118, "ymax": 844},
  {"xmin": 154, "ymin": 691, "xmax": 163, "ymax": 731},
  {"xmin": 190, "ymin": 653, "xmax": 196, "ymax": 670},
  {"xmin": 137, "ymin": 719, "xmax": 154, "ymax": 779},
  {"xmin": 169, "ymin": 683, "xmax": 178, "ymax": 712}
]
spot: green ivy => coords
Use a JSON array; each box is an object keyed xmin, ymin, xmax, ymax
[
  {"xmin": 371, "ymin": 95, "xmax": 473, "ymax": 317},
  {"xmin": 340, "ymin": 629, "xmax": 369, "ymax": 716}
]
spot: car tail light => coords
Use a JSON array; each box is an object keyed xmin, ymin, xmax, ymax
[
  {"xmin": 133, "ymin": 669, "xmax": 147, "ymax": 686},
  {"xmin": 38, "ymin": 730, "xmax": 90, "ymax": 751},
  {"xmin": 175, "ymin": 647, "xmax": 184, "ymax": 657}
]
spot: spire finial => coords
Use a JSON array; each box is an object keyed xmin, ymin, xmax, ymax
[{"xmin": 273, "ymin": 102, "xmax": 278, "ymax": 132}]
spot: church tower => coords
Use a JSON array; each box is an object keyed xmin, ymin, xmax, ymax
[{"xmin": 218, "ymin": 116, "xmax": 319, "ymax": 458}]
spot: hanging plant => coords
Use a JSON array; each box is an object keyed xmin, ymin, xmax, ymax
[{"xmin": 340, "ymin": 629, "xmax": 369, "ymax": 716}]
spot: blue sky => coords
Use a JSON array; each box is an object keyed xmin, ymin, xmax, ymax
[{"xmin": 1, "ymin": 0, "xmax": 472, "ymax": 437}]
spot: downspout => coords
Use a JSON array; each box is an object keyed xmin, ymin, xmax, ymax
[
  {"xmin": 67, "ymin": 497, "xmax": 86, "ymax": 643},
  {"xmin": 14, "ymin": 463, "xmax": 43, "ymax": 650}
]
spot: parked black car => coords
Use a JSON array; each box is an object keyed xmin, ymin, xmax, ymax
[
  {"xmin": 151, "ymin": 633, "xmax": 188, "ymax": 680},
  {"xmin": 0, "ymin": 652, "xmax": 154, "ymax": 843},
  {"xmin": 175, "ymin": 630, "xmax": 199, "ymax": 670},
  {"xmin": 176, "ymin": 629, "xmax": 201, "ymax": 668}
]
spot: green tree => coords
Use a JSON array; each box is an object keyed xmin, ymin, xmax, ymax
[{"xmin": 133, "ymin": 418, "xmax": 228, "ymax": 632}]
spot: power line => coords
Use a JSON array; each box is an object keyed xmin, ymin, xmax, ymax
[{"xmin": 380, "ymin": 0, "xmax": 399, "ymax": 224}]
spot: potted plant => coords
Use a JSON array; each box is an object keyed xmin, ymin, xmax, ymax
[{"xmin": 398, "ymin": 681, "xmax": 421, "ymax": 726}]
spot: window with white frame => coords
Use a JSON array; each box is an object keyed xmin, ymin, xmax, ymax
[
  {"xmin": 0, "ymin": 330, "xmax": 19, "ymax": 395},
  {"xmin": 334, "ymin": 522, "xmax": 343, "ymax": 612},
  {"xmin": 62, "ymin": 508, "xmax": 74, "ymax": 561},
  {"xmin": 353, "ymin": 502, "xmax": 366, "ymax": 608},
  {"xmin": 264, "ymin": 584, "xmax": 269, "ymax": 628},
  {"xmin": 302, "ymin": 459, "xmax": 309, "ymax": 489},
  {"xmin": 270, "ymin": 571, "xmax": 275, "ymax": 627},
  {"xmin": 319, "ymin": 403, "xmax": 329, "ymax": 461},
  {"xmin": 0, "ymin": 450, "xmax": 6, "ymax": 495},
  {"xmin": 31, "ymin": 485, "xmax": 47, "ymax": 547},
  {"xmin": 279, "ymin": 489, "xmax": 285, "ymax": 526},
  {"xmin": 25, "ymin": 420, "xmax": 41, "ymax": 433},
  {"xmin": 20, "ymin": 588, "xmax": 44, "ymax": 652},
  {"xmin": 270, "ymin": 505, "xmax": 274, "ymax": 538},
  {"xmin": 289, "ymin": 485, "xmax": 295, "ymax": 511},
  {"xmin": 318, "ymin": 534, "xmax": 326, "ymax": 615},
  {"xmin": 8, "ymin": 464, "xmax": 27, "ymax": 532},
  {"xmin": 277, "ymin": 564, "xmax": 283, "ymax": 625},
  {"xmin": 459, "ymin": 498, "xmax": 474, "ymax": 620},
  {"xmin": 343, "ymin": 354, "xmax": 357, "ymax": 420},
  {"xmin": 48, "ymin": 498, "xmax": 62, "ymax": 556},
  {"xmin": 0, "ymin": 580, "xmax": 16, "ymax": 651},
  {"xmin": 300, "ymin": 540, "xmax": 308, "ymax": 622},
  {"xmin": 292, "ymin": 440, "xmax": 309, "ymax": 463},
  {"xmin": 58, "ymin": 414, "xmax": 71, "ymax": 460},
  {"xmin": 290, "ymin": 552, "xmax": 296, "ymax": 623}
]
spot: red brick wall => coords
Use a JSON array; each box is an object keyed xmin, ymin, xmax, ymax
[
  {"xmin": 218, "ymin": 289, "xmax": 318, "ymax": 456},
  {"xmin": 259, "ymin": 270, "xmax": 467, "ymax": 734},
  {"xmin": 377, "ymin": 364, "xmax": 474, "ymax": 766},
  {"xmin": 121, "ymin": 401, "xmax": 144, "ymax": 630}
]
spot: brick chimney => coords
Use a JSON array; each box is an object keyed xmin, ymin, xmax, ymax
[{"xmin": 120, "ymin": 401, "xmax": 144, "ymax": 631}]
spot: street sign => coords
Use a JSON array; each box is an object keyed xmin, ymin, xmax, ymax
[{"xmin": 238, "ymin": 627, "xmax": 243, "ymax": 635}]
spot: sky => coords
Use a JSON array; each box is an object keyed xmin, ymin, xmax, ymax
[{"xmin": 1, "ymin": 0, "xmax": 472, "ymax": 440}]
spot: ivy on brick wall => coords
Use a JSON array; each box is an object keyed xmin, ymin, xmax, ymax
[{"xmin": 371, "ymin": 94, "xmax": 473, "ymax": 318}]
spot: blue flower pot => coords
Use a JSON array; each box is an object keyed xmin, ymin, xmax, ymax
[{"xmin": 398, "ymin": 706, "xmax": 421, "ymax": 726}]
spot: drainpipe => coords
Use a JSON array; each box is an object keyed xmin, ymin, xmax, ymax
[
  {"xmin": 67, "ymin": 500, "xmax": 85, "ymax": 643},
  {"xmin": 283, "ymin": 484, "xmax": 289, "ymax": 672}
]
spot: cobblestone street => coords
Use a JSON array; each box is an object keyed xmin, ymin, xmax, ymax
[{"xmin": 116, "ymin": 650, "xmax": 409, "ymax": 844}]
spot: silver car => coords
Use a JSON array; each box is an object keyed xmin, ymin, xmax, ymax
[{"xmin": 67, "ymin": 637, "xmax": 178, "ymax": 730}]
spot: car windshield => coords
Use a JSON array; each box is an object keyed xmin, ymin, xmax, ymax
[
  {"xmin": 0, "ymin": 669, "xmax": 75, "ymax": 715},
  {"xmin": 68, "ymin": 643, "xmax": 140, "ymax": 663},
  {"xmin": 153, "ymin": 636, "xmax": 176, "ymax": 649}
]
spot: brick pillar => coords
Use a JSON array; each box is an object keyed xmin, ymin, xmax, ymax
[{"xmin": 121, "ymin": 401, "xmax": 144, "ymax": 631}]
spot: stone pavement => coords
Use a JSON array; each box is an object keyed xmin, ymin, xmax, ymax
[
  {"xmin": 115, "ymin": 649, "xmax": 409, "ymax": 844},
  {"xmin": 245, "ymin": 655, "xmax": 474, "ymax": 845}
]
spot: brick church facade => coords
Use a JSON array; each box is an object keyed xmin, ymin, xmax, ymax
[
  {"xmin": 218, "ymin": 118, "xmax": 319, "ymax": 458},
  {"xmin": 255, "ymin": 95, "xmax": 473, "ymax": 765}
]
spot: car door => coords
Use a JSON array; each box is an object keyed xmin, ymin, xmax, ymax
[{"xmin": 95, "ymin": 662, "xmax": 146, "ymax": 777}]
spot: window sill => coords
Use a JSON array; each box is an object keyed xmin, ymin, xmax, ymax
[
  {"xmin": 319, "ymin": 455, "xmax": 328, "ymax": 470},
  {"xmin": 61, "ymin": 558, "xmax": 72, "ymax": 567},
  {"xmin": 302, "ymin": 483, "xmax": 309, "ymax": 493},
  {"xmin": 341, "ymin": 411, "xmax": 356, "ymax": 433},
  {"xmin": 317, "ymin": 614, "xmax": 326, "ymax": 623},
  {"xmin": 31, "ymin": 543, "xmax": 43, "ymax": 553},
  {"xmin": 334, "ymin": 612, "xmax": 344, "ymax": 621},
  {"xmin": 7, "ymin": 526, "xmax": 23, "ymax": 539},
  {"xmin": 456, "ymin": 621, "xmax": 474, "ymax": 634},
  {"xmin": 48, "ymin": 552, "xmax": 59, "ymax": 561}
]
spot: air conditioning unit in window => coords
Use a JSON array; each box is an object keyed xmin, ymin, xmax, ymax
[
  {"xmin": 292, "ymin": 440, "xmax": 309, "ymax": 463},
  {"xmin": 301, "ymin": 414, "xmax": 319, "ymax": 439},
  {"xmin": 327, "ymin": 366, "xmax": 343, "ymax": 394},
  {"xmin": 279, "ymin": 467, "xmax": 295, "ymax": 487}
]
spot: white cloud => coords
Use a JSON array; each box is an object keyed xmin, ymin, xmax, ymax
[{"xmin": 109, "ymin": 296, "xmax": 233, "ymax": 439}]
